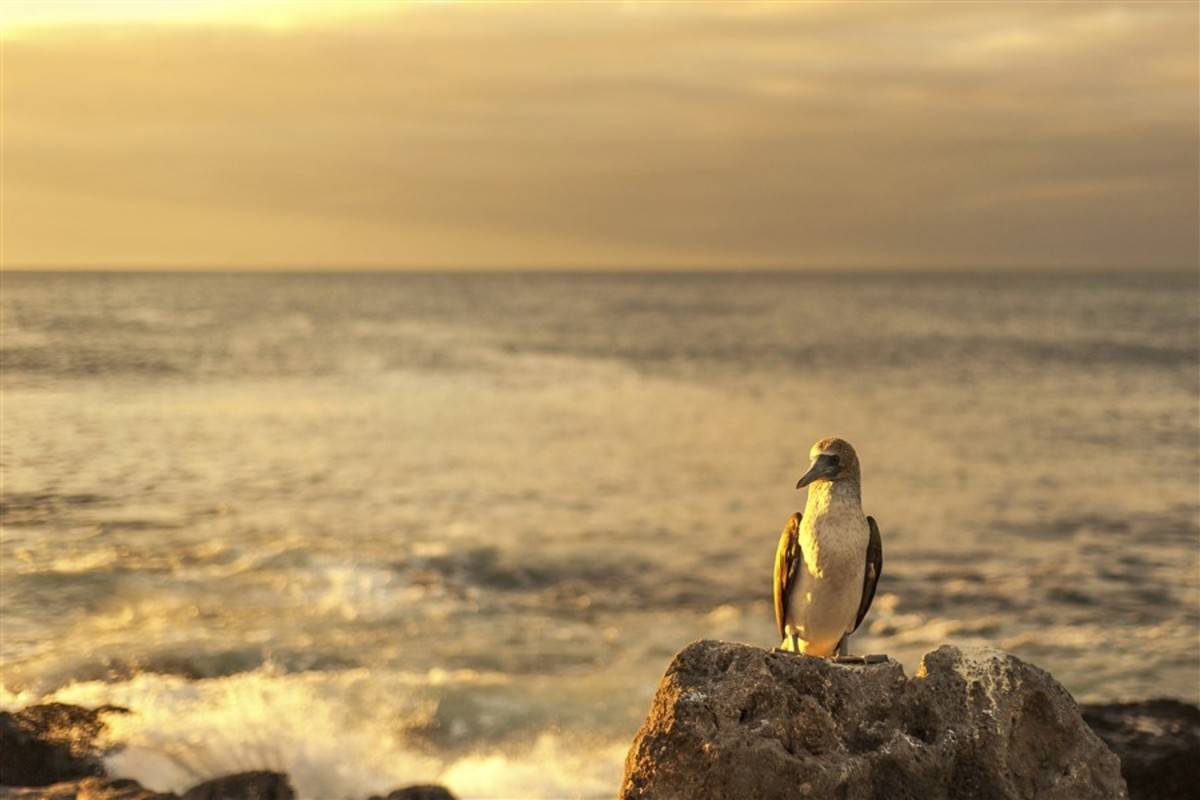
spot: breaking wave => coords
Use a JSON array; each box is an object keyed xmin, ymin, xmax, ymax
[{"xmin": 0, "ymin": 667, "xmax": 627, "ymax": 800}]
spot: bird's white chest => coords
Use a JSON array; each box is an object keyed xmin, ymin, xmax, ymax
[{"xmin": 786, "ymin": 493, "xmax": 869, "ymax": 655}]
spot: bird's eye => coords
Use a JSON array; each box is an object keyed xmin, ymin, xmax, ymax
[{"xmin": 827, "ymin": 455, "xmax": 840, "ymax": 466}]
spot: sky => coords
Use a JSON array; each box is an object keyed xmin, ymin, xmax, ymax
[{"xmin": 2, "ymin": 0, "xmax": 1197, "ymax": 271}]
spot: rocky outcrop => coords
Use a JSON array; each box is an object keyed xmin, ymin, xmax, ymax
[
  {"xmin": 0, "ymin": 781, "xmax": 460, "ymax": 800},
  {"xmin": 0, "ymin": 704, "xmax": 125, "ymax": 787},
  {"xmin": 0, "ymin": 778, "xmax": 173, "ymax": 800},
  {"xmin": 621, "ymin": 640, "xmax": 1128, "ymax": 800},
  {"xmin": 0, "ymin": 705, "xmax": 456, "ymax": 800},
  {"xmin": 178, "ymin": 773, "xmax": 293, "ymax": 800},
  {"xmin": 367, "ymin": 788, "xmax": 457, "ymax": 800},
  {"xmin": 1082, "ymin": 699, "xmax": 1200, "ymax": 800}
]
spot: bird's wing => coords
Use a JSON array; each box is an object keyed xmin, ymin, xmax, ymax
[
  {"xmin": 773, "ymin": 512, "xmax": 803, "ymax": 641},
  {"xmin": 852, "ymin": 516, "xmax": 883, "ymax": 634}
]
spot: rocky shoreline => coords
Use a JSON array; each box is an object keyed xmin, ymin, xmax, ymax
[
  {"xmin": 0, "ymin": 704, "xmax": 453, "ymax": 800},
  {"xmin": 622, "ymin": 641, "xmax": 1198, "ymax": 800},
  {"xmin": 3, "ymin": 643, "xmax": 1197, "ymax": 800}
]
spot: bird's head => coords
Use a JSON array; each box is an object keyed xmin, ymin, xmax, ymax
[{"xmin": 796, "ymin": 437, "xmax": 860, "ymax": 489}]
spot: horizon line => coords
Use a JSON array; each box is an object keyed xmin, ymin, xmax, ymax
[{"xmin": 3, "ymin": 264, "xmax": 1198, "ymax": 276}]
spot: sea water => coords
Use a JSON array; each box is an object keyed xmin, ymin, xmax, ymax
[{"xmin": 2, "ymin": 271, "xmax": 1197, "ymax": 798}]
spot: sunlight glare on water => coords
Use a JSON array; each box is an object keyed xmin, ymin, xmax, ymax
[{"xmin": 2, "ymin": 271, "xmax": 1197, "ymax": 798}]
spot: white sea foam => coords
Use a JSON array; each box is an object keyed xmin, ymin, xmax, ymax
[
  {"xmin": 440, "ymin": 735, "xmax": 627, "ymax": 800},
  {"xmin": 3, "ymin": 272, "xmax": 1198, "ymax": 799},
  {"xmin": 1, "ymin": 668, "xmax": 626, "ymax": 800}
]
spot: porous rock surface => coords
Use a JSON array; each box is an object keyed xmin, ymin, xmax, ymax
[{"xmin": 621, "ymin": 640, "xmax": 1127, "ymax": 800}]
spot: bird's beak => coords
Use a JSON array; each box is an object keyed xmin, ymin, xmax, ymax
[{"xmin": 796, "ymin": 454, "xmax": 839, "ymax": 489}]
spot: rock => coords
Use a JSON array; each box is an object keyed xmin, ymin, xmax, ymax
[
  {"xmin": 1082, "ymin": 699, "xmax": 1200, "ymax": 800},
  {"xmin": 367, "ymin": 787, "xmax": 457, "ymax": 800},
  {"xmin": 621, "ymin": 640, "xmax": 1127, "ymax": 800},
  {"xmin": 179, "ymin": 773, "xmax": 293, "ymax": 800},
  {"xmin": 0, "ymin": 704, "xmax": 126, "ymax": 786},
  {"xmin": 0, "ymin": 777, "xmax": 175, "ymax": 800}
]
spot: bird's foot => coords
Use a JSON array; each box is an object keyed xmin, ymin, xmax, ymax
[{"xmin": 831, "ymin": 654, "xmax": 888, "ymax": 665}]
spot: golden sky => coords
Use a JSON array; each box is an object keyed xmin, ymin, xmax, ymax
[{"xmin": 3, "ymin": 1, "xmax": 1197, "ymax": 270}]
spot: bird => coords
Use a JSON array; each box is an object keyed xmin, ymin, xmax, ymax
[{"xmin": 774, "ymin": 437, "xmax": 882, "ymax": 658}]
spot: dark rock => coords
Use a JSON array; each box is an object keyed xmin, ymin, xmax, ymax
[
  {"xmin": 0, "ymin": 777, "xmax": 176, "ymax": 799},
  {"xmin": 1082, "ymin": 698, "xmax": 1200, "ymax": 800},
  {"xmin": 0, "ymin": 704, "xmax": 127, "ymax": 786},
  {"xmin": 179, "ymin": 773, "xmax": 292, "ymax": 800},
  {"xmin": 621, "ymin": 640, "xmax": 1127, "ymax": 800},
  {"xmin": 367, "ymin": 787, "xmax": 457, "ymax": 800}
]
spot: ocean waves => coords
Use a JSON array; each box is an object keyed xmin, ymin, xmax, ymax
[
  {"xmin": 3, "ymin": 270, "xmax": 1197, "ymax": 796},
  {"xmin": 0, "ymin": 666, "xmax": 630, "ymax": 800},
  {"xmin": 4, "ymin": 272, "xmax": 1197, "ymax": 386}
]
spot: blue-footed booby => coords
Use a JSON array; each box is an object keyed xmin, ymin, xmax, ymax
[{"xmin": 774, "ymin": 437, "xmax": 883, "ymax": 658}]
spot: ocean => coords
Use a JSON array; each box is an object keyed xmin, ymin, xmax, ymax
[{"xmin": 2, "ymin": 271, "xmax": 1198, "ymax": 799}]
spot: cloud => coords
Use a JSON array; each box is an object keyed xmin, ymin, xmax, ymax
[{"xmin": 4, "ymin": 1, "xmax": 1197, "ymax": 269}]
